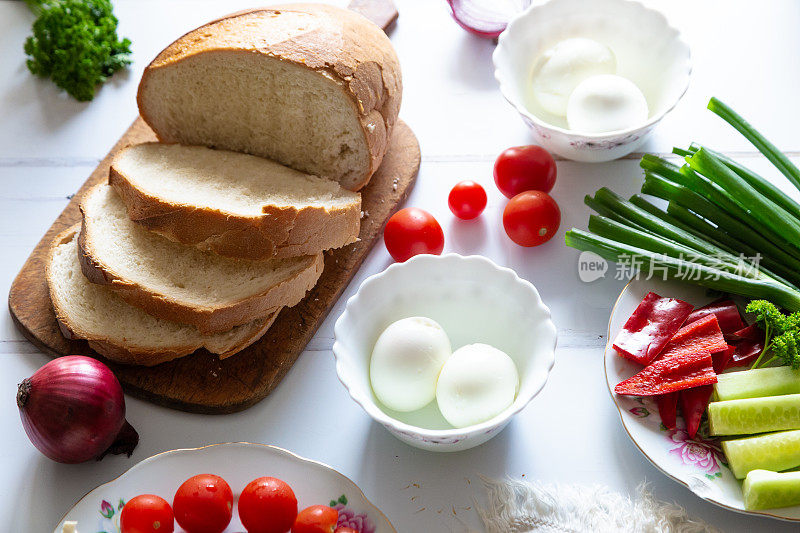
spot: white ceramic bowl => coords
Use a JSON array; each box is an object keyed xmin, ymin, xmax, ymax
[
  {"xmin": 333, "ymin": 254, "xmax": 557, "ymax": 452},
  {"xmin": 493, "ymin": 0, "xmax": 691, "ymax": 162}
]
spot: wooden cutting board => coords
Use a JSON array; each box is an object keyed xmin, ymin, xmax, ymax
[{"xmin": 8, "ymin": 118, "xmax": 420, "ymax": 414}]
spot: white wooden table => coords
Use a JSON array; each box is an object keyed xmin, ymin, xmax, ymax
[{"xmin": 3, "ymin": 0, "xmax": 800, "ymax": 530}]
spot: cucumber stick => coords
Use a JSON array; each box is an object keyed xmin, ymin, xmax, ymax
[
  {"xmin": 715, "ymin": 367, "xmax": 800, "ymax": 401},
  {"xmin": 743, "ymin": 470, "xmax": 800, "ymax": 510},
  {"xmin": 708, "ymin": 393, "xmax": 800, "ymax": 435},
  {"xmin": 721, "ymin": 430, "xmax": 800, "ymax": 478}
]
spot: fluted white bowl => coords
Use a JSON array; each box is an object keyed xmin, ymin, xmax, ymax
[
  {"xmin": 493, "ymin": 0, "xmax": 691, "ymax": 162},
  {"xmin": 333, "ymin": 254, "xmax": 557, "ymax": 452}
]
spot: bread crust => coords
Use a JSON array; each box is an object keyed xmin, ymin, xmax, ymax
[
  {"xmin": 109, "ymin": 143, "xmax": 361, "ymax": 260},
  {"xmin": 137, "ymin": 3, "xmax": 402, "ymax": 190},
  {"xmin": 46, "ymin": 227, "xmax": 277, "ymax": 366},
  {"xmin": 78, "ymin": 185, "xmax": 325, "ymax": 334}
]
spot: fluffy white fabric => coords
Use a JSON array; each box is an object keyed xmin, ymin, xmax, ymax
[{"xmin": 476, "ymin": 477, "xmax": 719, "ymax": 533}]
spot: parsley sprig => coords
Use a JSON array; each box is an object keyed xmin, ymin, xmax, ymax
[
  {"xmin": 23, "ymin": 0, "xmax": 132, "ymax": 101},
  {"xmin": 747, "ymin": 300, "xmax": 800, "ymax": 369}
]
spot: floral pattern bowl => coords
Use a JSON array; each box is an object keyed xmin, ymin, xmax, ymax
[
  {"xmin": 493, "ymin": 0, "xmax": 691, "ymax": 162},
  {"xmin": 334, "ymin": 254, "xmax": 557, "ymax": 452},
  {"xmin": 53, "ymin": 443, "xmax": 395, "ymax": 533},
  {"xmin": 606, "ymin": 278, "xmax": 800, "ymax": 521}
]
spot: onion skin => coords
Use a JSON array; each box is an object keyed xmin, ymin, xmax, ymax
[{"xmin": 17, "ymin": 356, "xmax": 138, "ymax": 464}]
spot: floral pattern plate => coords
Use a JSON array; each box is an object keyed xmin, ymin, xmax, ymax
[
  {"xmin": 53, "ymin": 443, "xmax": 395, "ymax": 533},
  {"xmin": 606, "ymin": 278, "xmax": 800, "ymax": 521}
]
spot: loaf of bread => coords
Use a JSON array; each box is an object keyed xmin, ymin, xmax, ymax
[
  {"xmin": 110, "ymin": 143, "xmax": 361, "ymax": 260},
  {"xmin": 46, "ymin": 228, "xmax": 277, "ymax": 366},
  {"xmin": 78, "ymin": 184, "xmax": 323, "ymax": 334},
  {"xmin": 137, "ymin": 3, "xmax": 402, "ymax": 191}
]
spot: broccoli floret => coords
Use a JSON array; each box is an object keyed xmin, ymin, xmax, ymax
[{"xmin": 23, "ymin": 0, "xmax": 132, "ymax": 101}]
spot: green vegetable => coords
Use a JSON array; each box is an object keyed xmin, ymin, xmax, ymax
[
  {"xmin": 714, "ymin": 366, "xmax": 800, "ymax": 401},
  {"xmin": 746, "ymin": 300, "xmax": 800, "ymax": 369},
  {"xmin": 23, "ymin": 0, "xmax": 131, "ymax": 101},
  {"xmin": 565, "ymin": 98, "xmax": 800, "ymax": 312},
  {"xmin": 722, "ymin": 430, "xmax": 800, "ymax": 479},
  {"xmin": 708, "ymin": 97, "xmax": 800, "ymax": 191},
  {"xmin": 708, "ymin": 393, "xmax": 800, "ymax": 436},
  {"xmin": 743, "ymin": 470, "xmax": 800, "ymax": 510}
]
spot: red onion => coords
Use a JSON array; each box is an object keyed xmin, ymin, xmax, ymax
[
  {"xmin": 446, "ymin": 0, "xmax": 530, "ymax": 39},
  {"xmin": 17, "ymin": 356, "xmax": 138, "ymax": 464}
]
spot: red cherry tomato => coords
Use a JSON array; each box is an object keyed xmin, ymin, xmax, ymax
[
  {"xmin": 503, "ymin": 191, "xmax": 561, "ymax": 247},
  {"xmin": 334, "ymin": 528, "xmax": 358, "ymax": 533},
  {"xmin": 494, "ymin": 145, "xmax": 557, "ymax": 198},
  {"xmin": 238, "ymin": 477, "xmax": 298, "ymax": 533},
  {"xmin": 292, "ymin": 505, "xmax": 339, "ymax": 533},
  {"xmin": 383, "ymin": 207, "xmax": 444, "ymax": 262},
  {"xmin": 172, "ymin": 474, "xmax": 233, "ymax": 533},
  {"xmin": 448, "ymin": 180, "xmax": 487, "ymax": 220},
  {"xmin": 120, "ymin": 494, "xmax": 174, "ymax": 533}
]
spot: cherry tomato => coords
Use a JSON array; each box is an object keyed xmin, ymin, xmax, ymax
[
  {"xmin": 494, "ymin": 145, "xmax": 557, "ymax": 198},
  {"xmin": 334, "ymin": 528, "xmax": 358, "ymax": 533},
  {"xmin": 120, "ymin": 494, "xmax": 174, "ymax": 533},
  {"xmin": 172, "ymin": 474, "xmax": 233, "ymax": 533},
  {"xmin": 238, "ymin": 477, "xmax": 298, "ymax": 533},
  {"xmin": 448, "ymin": 180, "xmax": 487, "ymax": 220},
  {"xmin": 502, "ymin": 191, "xmax": 561, "ymax": 247},
  {"xmin": 383, "ymin": 207, "xmax": 444, "ymax": 262},
  {"xmin": 292, "ymin": 505, "xmax": 339, "ymax": 533}
]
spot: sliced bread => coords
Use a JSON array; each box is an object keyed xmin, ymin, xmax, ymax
[
  {"xmin": 137, "ymin": 4, "xmax": 402, "ymax": 191},
  {"xmin": 46, "ymin": 227, "xmax": 277, "ymax": 366},
  {"xmin": 109, "ymin": 143, "xmax": 361, "ymax": 260},
  {"xmin": 78, "ymin": 184, "xmax": 324, "ymax": 334}
]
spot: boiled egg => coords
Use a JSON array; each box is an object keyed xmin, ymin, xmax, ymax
[
  {"xmin": 566, "ymin": 74, "xmax": 649, "ymax": 133},
  {"xmin": 531, "ymin": 38, "xmax": 617, "ymax": 117},
  {"xmin": 370, "ymin": 317, "xmax": 452, "ymax": 412},
  {"xmin": 436, "ymin": 343, "xmax": 519, "ymax": 428}
]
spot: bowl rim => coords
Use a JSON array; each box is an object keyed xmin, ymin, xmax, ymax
[
  {"xmin": 332, "ymin": 253, "xmax": 557, "ymax": 440},
  {"xmin": 492, "ymin": 0, "xmax": 693, "ymax": 139}
]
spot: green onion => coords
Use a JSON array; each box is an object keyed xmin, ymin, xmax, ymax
[
  {"xmin": 708, "ymin": 97, "xmax": 800, "ymax": 191},
  {"xmin": 566, "ymin": 98, "xmax": 800, "ymax": 312},
  {"xmin": 687, "ymin": 149, "xmax": 800, "ymax": 252},
  {"xmin": 565, "ymin": 229, "xmax": 800, "ymax": 311}
]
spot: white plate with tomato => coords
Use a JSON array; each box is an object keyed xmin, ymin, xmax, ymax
[
  {"xmin": 54, "ymin": 442, "xmax": 394, "ymax": 533},
  {"xmin": 606, "ymin": 277, "xmax": 800, "ymax": 521}
]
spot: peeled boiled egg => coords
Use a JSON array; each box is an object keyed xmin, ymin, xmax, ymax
[
  {"xmin": 531, "ymin": 38, "xmax": 617, "ymax": 117},
  {"xmin": 566, "ymin": 74, "xmax": 649, "ymax": 133},
  {"xmin": 435, "ymin": 343, "xmax": 519, "ymax": 428},
  {"xmin": 370, "ymin": 317, "xmax": 452, "ymax": 412}
]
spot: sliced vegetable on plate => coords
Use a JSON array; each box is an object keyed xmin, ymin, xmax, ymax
[
  {"xmin": 656, "ymin": 314, "xmax": 727, "ymax": 362},
  {"xmin": 722, "ymin": 430, "xmax": 800, "ymax": 480},
  {"xmin": 684, "ymin": 299, "xmax": 745, "ymax": 336},
  {"xmin": 612, "ymin": 291, "xmax": 694, "ymax": 365}
]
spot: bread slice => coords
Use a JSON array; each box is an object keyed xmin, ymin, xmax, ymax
[
  {"xmin": 46, "ymin": 227, "xmax": 277, "ymax": 366},
  {"xmin": 137, "ymin": 4, "xmax": 402, "ymax": 191},
  {"xmin": 109, "ymin": 143, "xmax": 361, "ymax": 260},
  {"xmin": 78, "ymin": 184, "xmax": 323, "ymax": 334}
]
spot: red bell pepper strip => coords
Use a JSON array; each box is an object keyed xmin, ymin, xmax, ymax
[
  {"xmin": 711, "ymin": 345, "xmax": 735, "ymax": 374},
  {"xmin": 615, "ymin": 350, "xmax": 717, "ymax": 396},
  {"xmin": 728, "ymin": 340, "xmax": 765, "ymax": 368},
  {"xmin": 728, "ymin": 324, "xmax": 765, "ymax": 343},
  {"xmin": 656, "ymin": 393, "xmax": 678, "ymax": 430},
  {"xmin": 679, "ymin": 385, "xmax": 714, "ymax": 439},
  {"xmin": 613, "ymin": 292, "xmax": 694, "ymax": 365},
  {"xmin": 657, "ymin": 315, "xmax": 727, "ymax": 361},
  {"xmin": 684, "ymin": 299, "xmax": 745, "ymax": 335}
]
